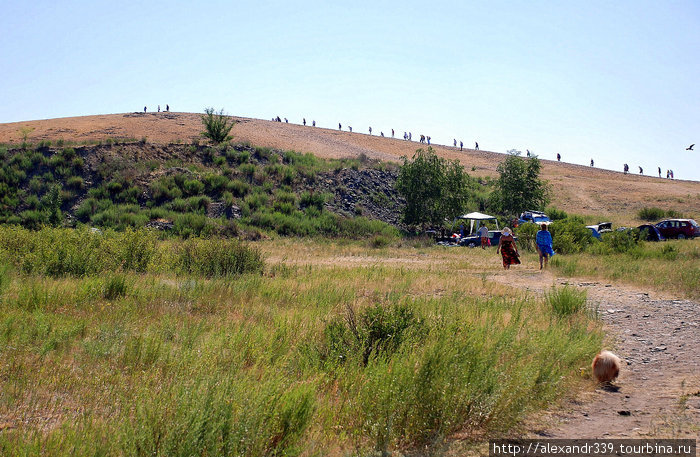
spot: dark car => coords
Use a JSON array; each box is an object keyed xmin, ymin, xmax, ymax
[
  {"xmin": 636, "ymin": 224, "xmax": 665, "ymax": 242},
  {"xmin": 655, "ymin": 219, "xmax": 700, "ymax": 239},
  {"xmin": 460, "ymin": 230, "xmax": 505, "ymax": 247}
]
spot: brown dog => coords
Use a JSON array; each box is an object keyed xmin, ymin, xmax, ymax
[{"xmin": 592, "ymin": 350, "xmax": 621, "ymax": 384}]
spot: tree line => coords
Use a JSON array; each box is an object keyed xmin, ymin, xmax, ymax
[{"xmin": 395, "ymin": 148, "xmax": 550, "ymax": 229}]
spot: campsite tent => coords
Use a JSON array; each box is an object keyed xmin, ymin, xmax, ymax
[{"xmin": 457, "ymin": 212, "xmax": 500, "ymax": 235}]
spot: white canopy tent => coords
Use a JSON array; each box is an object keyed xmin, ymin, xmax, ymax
[{"xmin": 457, "ymin": 212, "xmax": 500, "ymax": 235}]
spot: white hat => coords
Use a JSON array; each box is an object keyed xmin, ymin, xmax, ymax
[{"xmin": 502, "ymin": 227, "xmax": 512, "ymax": 235}]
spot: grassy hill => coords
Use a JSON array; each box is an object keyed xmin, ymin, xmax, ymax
[{"xmin": 1, "ymin": 112, "xmax": 698, "ymax": 224}]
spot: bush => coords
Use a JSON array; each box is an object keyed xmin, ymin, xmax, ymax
[
  {"xmin": 174, "ymin": 238, "xmax": 264, "ymax": 277},
  {"xmin": 173, "ymin": 213, "xmax": 213, "ymax": 238},
  {"xmin": 637, "ymin": 207, "xmax": 666, "ymax": 221},
  {"xmin": 514, "ymin": 223, "xmax": 538, "ymax": 251},
  {"xmin": 320, "ymin": 304, "xmax": 424, "ymax": 367},
  {"xmin": 103, "ymin": 274, "xmax": 128, "ymax": 300},
  {"xmin": 183, "ymin": 179, "xmax": 205, "ymax": 196},
  {"xmin": 201, "ymin": 108, "xmax": 235, "ymax": 144},
  {"xmin": 545, "ymin": 206, "xmax": 568, "ymax": 221},
  {"xmin": 603, "ymin": 229, "xmax": 639, "ymax": 253},
  {"xmin": 549, "ymin": 218, "xmax": 594, "ymax": 254},
  {"xmin": 299, "ymin": 191, "xmax": 325, "ymax": 211},
  {"xmin": 227, "ymin": 179, "xmax": 250, "ymax": 197},
  {"xmin": 66, "ymin": 176, "xmax": 84, "ymax": 190},
  {"xmin": 545, "ymin": 286, "xmax": 587, "ymax": 317}
]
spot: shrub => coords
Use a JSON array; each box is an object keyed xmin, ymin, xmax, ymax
[
  {"xmin": 183, "ymin": 179, "xmax": 205, "ymax": 196},
  {"xmin": 239, "ymin": 163, "xmax": 256, "ymax": 182},
  {"xmin": 660, "ymin": 244, "xmax": 678, "ymax": 261},
  {"xmin": 66, "ymin": 176, "xmax": 84, "ymax": 190},
  {"xmin": 201, "ymin": 108, "xmax": 235, "ymax": 144},
  {"xmin": 173, "ymin": 213, "xmax": 213, "ymax": 238},
  {"xmin": 637, "ymin": 207, "xmax": 665, "ymax": 221},
  {"xmin": 19, "ymin": 210, "xmax": 48, "ymax": 230},
  {"xmin": 514, "ymin": 223, "xmax": 538, "ymax": 251},
  {"xmin": 103, "ymin": 274, "xmax": 128, "ymax": 300},
  {"xmin": 603, "ymin": 229, "xmax": 639, "ymax": 253},
  {"xmin": 545, "ymin": 206, "xmax": 568, "ymax": 221},
  {"xmin": 368, "ymin": 234, "xmax": 391, "ymax": 248},
  {"xmin": 244, "ymin": 192, "xmax": 268, "ymax": 212},
  {"xmin": 187, "ymin": 195, "xmax": 211, "ymax": 213},
  {"xmin": 203, "ymin": 173, "xmax": 228, "ymax": 194},
  {"xmin": 174, "ymin": 238, "xmax": 264, "ymax": 277},
  {"xmin": 320, "ymin": 304, "xmax": 424, "ymax": 367},
  {"xmin": 549, "ymin": 218, "xmax": 594, "ymax": 254},
  {"xmin": 299, "ymin": 191, "xmax": 325, "ymax": 211},
  {"xmin": 545, "ymin": 286, "xmax": 587, "ymax": 317},
  {"xmin": 227, "ymin": 179, "xmax": 250, "ymax": 197}
]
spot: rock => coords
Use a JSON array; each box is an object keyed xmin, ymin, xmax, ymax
[
  {"xmin": 618, "ymin": 410, "xmax": 631, "ymax": 416},
  {"xmin": 146, "ymin": 219, "xmax": 174, "ymax": 230}
]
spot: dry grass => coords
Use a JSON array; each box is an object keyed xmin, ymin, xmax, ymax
[{"xmin": 0, "ymin": 236, "xmax": 602, "ymax": 456}]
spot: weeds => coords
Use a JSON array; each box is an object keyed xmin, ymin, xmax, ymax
[{"xmin": 545, "ymin": 286, "xmax": 588, "ymax": 317}]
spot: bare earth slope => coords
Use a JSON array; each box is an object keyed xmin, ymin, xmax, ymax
[{"xmin": 1, "ymin": 112, "xmax": 699, "ymax": 220}]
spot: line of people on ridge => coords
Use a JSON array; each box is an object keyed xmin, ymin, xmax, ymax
[
  {"xmin": 272, "ymin": 116, "xmax": 480, "ymax": 151},
  {"xmin": 623, "ymin": 164, "xmax": 674, "ymax": 178}
]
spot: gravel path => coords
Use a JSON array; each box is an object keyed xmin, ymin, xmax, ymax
[{"xmin": 494, "ymin": 271, "xmax": 700, "ymax": 439}]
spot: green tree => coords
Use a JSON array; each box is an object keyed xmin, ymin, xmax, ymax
[
  {"xmin": 490, "ymin": 151, "xmax": 550, "ymax": 217},
  {"xmin": 201, "ymin": 108, "xmax": 235, "ymax": 144},
  {"xmin": 395, "ymin": 148, "xmax": 473, "ymax": 229}
]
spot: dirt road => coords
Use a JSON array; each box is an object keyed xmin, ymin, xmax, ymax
[{"xmin": 492, "ymin": 270, "xmax": 700, "ymax": 439}]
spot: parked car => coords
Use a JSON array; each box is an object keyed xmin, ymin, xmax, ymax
[
  {"xmin": 585, "ymin": 222, "xmax": 613, "ymax": 240},
  {"xmin": 654, "ymin": 219, "xmax": 700, "ymax": 239},
  {"xmin": 460, "ymin": 230, "xmax": 505, "ymax": 247},
  {"xmin": 586, "ymin": 226, "xmax": 602, "ymax": 240},
  {"xmin": 518, "ymin": 210, "xmax": 551, "ymax": 226},
  {"xmin": 636, "ymin": 224, "xmax": 665, "ymax": 242}
]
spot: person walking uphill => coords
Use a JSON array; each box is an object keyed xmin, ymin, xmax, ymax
[
  {"xmin": 497, "ymin": 227, "xmax": 520, "ymax": 269},
  {"xmin": 536, "ymin": 224, "xmax": 555, "ymax": 270},
  {"xmin": 477, "ymin": 224, "xmax": 489, "ymax": 249}
]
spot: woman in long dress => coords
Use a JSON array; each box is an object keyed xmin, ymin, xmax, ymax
[{"xmin": 497, "ymin": 227, "xmax": 520, "ymax": 269}]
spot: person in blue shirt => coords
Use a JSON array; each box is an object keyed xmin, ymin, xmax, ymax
[{"xmin": 536, "ymin": 224, "xmax": 555, "ymax": 269}]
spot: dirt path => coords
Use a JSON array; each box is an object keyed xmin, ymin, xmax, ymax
[{"xmin": 491, "ymin": 270, "xmax": 700, "ymax": 439}]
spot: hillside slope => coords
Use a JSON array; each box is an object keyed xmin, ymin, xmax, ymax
[{"xmin": 1, "ymin": 112, "xmax": 698, "ymax": 221}]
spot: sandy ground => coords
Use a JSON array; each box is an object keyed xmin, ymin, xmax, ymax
[{"xmin": 1, "ymin": 112, "xmax": 699, "ymax": 221}]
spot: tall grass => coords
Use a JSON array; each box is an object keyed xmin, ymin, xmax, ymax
[
  {"xmin": 0, "ymin": 238, "xmax": 602, "ymax": 456},
  {"xmin": 545, "ymin": 286, "xmax": 588, "ymax": 317},
  {"xmin": 0, "ymin": 226, "xmax": 263, "ymax": 278},
  {"xmin": 550, "ymin": 240, "xmax": 700, "ymax": 299}
]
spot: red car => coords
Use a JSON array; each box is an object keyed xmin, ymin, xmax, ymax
[{"xmin": 654, "ymin": 219, "xmax": 700, "ymax": 239}]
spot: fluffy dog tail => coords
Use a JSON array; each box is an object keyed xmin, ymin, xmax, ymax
[{"xmin": 592, "ymin": 350, "xmax": 621, "ymax": 383}]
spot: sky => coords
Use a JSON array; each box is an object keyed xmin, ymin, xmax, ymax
[{"xmin": 1, "ymin": 0, "xmax": 699, "ymax": 180}]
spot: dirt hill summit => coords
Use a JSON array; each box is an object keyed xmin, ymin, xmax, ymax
[{"xmin": 1, "ymin": 112, "xmax": 698, "ymax": 221}]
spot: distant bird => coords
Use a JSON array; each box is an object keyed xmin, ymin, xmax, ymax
[{"xmin": 686, "ymin": 144, "xmax": 694, "ymax": 151}]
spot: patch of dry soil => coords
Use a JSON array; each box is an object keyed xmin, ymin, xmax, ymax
[{"xmin": 492, "ymin": 270, "xmax": 700, "ymax": 439}]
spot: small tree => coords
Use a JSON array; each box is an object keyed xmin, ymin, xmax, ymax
[
  {"xmin": 490, "ymin": 151, "xmax": 550, "ymax": 217},
  {"xmin": 395, "ymin": 147, "xmax": 473, "ymax": 229},
  {"xmin": 201, "ymin": 108, "xmax": 235, "ymax": 144}
]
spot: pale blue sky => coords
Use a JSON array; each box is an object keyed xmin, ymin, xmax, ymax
[{"xmin": 2, "ymin": 0, "xmax": 699, "ymax": 180}]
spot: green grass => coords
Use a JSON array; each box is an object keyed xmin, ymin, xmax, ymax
[
  {"xmin": 550, "ymin": 240, "xmax": 700, "ymax": 299},
  {"xmin": 0, "ymin": 236, "xmax": 602, "ymax": 456}
]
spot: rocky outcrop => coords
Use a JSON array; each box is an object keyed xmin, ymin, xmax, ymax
[{"xmin": 313, "ymin": 167, "xmax": 405, "ymax": 228}]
